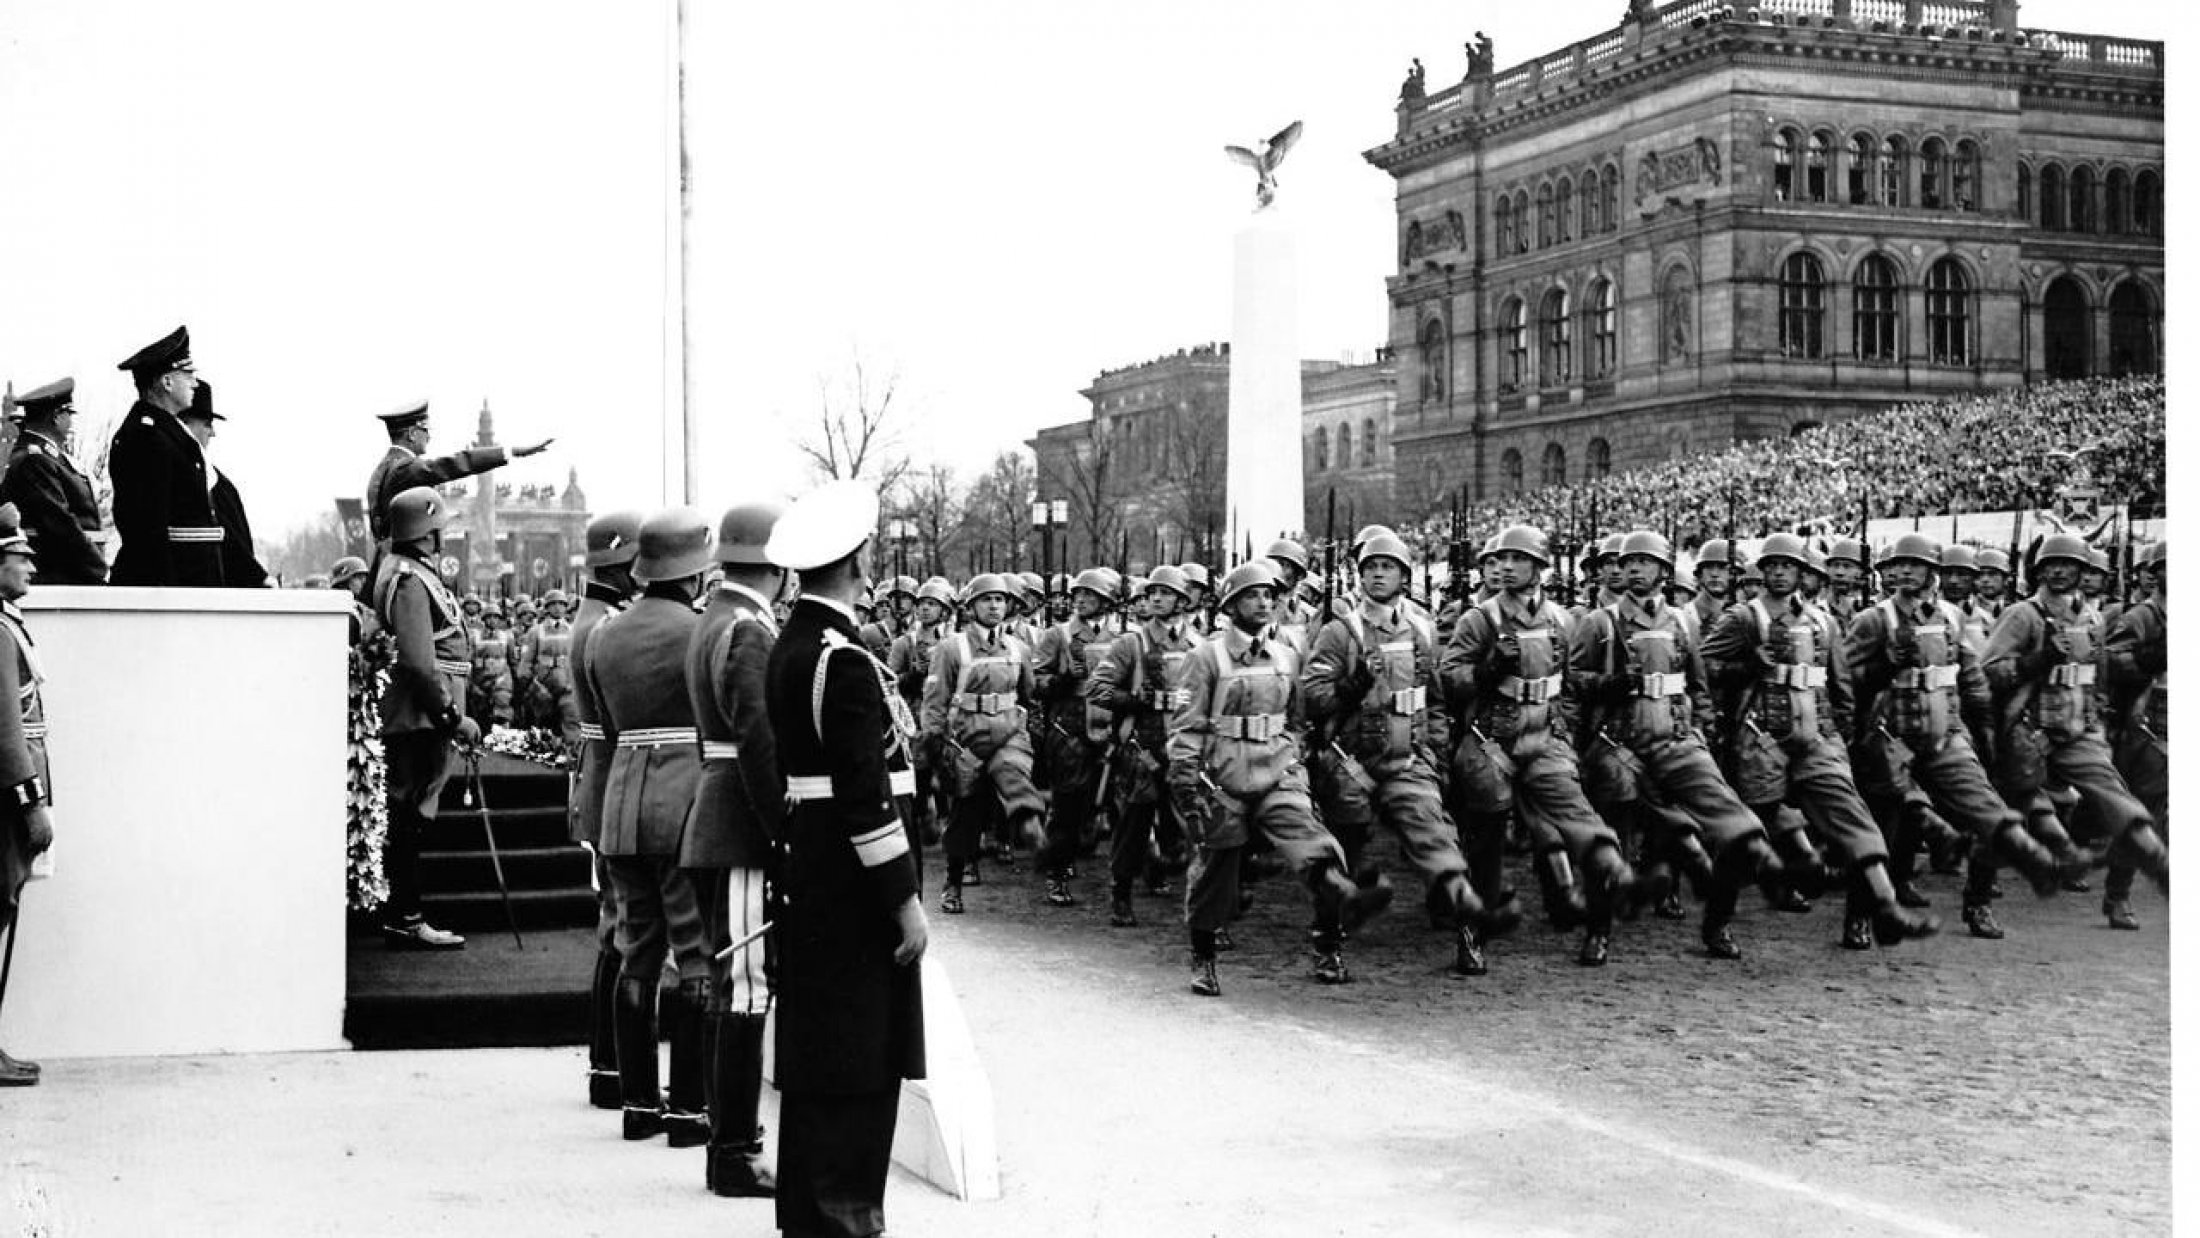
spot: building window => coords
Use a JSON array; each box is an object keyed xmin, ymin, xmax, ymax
[
  {"xmin": 2038, "ymin": 164, "xmax": 2065, "ymax": 230},
  {"xmin": 1587, "ymin": 437, "xmax": 1612, "ymax": 480},
  {"xmin": 1513, "ymin": 191, "xmax": 1531, "ymax": 254},
  {"xmin": 1953, "ymin": 139, "xmax": 1979, "ymax": 212},
  {"xmin": 1501, "ymin": 448, "xmax": 1524, "ymax": 495},
  {"xmin": 1536, "ymin": 183, "xmax": 1555, "ymax": 249},
  {"xmin": 1925, "ymin": 259, "xmax": 1970, "ymax": 365},
  {"xmin": 1772, "ymin": 128, "xmax": 1796, "ymax": 200},
  {"xmin": 1581, "ymin": 169, "xmax": 1601, "ymax": 236},
  {"xmin": 1847, "ymin": 133, "xmax": 1874, "ymax": 204},
  {"xmin": 1557, "ymin": 176, "xmax": 1575, "ymax": 244},
  {"xmin": 1600, "ymin": 163, "xmax": 1619, "ymax": 231},
  {"xmin": 1336, "ymin": 421, "xmax": 1353, "ymax": 471},
  {"xmin": 2017, "ymin": 162, "xmax": 2031, "ymax": 223},
  {"xmin": 1541, "ymin": 442, "xmax": 1566, "ymax": 487},
  {"xmin": 1853, "ymin": 255, "xmax": 1899, "ymax": 362},
  {"xmin": 2105, "ymin": 168, "xmax": 2129, "ymax": 235},
  {"xmin": 1313, "ymin": 426, "xmax": 1328, "ymax": 471},
  {"xmin": 1585, "ymin": 279, "xmax": 1617, "ymax": 379},
  {"xmin": 1361, "ymin": 418, "xmax": 1377, "ymax": 467},
  {"xmin": 1920, "ymin": 137, "xmax": 1945, "ymax": 209},
  {"xmin": 2134, "ymin": 169, "xmax": 2161, "ymax": 235},
  {"xmin": 2069, "ymin": 164, "xmax": 2095, "ymax": 233},
  {"xmin": 1494, "ymin": 196, "xmax": 1513, "ymax": 256},
  {"xmin": 1878, "ymin": 136, "xmax": 1906, "ymax": 208},
  {"xmin": 1419, "ymin": 318, "xmax": 1447, "ymax": 401},
  {"xmin": 1806, "ymin": 130, "xmax": 1831, "ymax": 202},
  {"xmin": 2108, "ymin": 283, "xmax": 2157, "ymax": 376},
  {"xmin": 1779, "ymin": 252, "xmax": 1826, "ymax": 359},
  {"xmin": 1539, "ymin": 288, "xmax": 1573, "ymax": 386},
  {"xmin": 1660, "ymin": 269, "xmax": 1692, "ymax": 363},
  {"xmin": 1502, "ymin": 297, "xmax": 1528, "ymax": 390}
]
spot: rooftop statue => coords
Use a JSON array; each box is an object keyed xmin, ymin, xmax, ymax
[{"xmin": 1224, "ymin": 120, "xmax": 1304, "ymax": 212}]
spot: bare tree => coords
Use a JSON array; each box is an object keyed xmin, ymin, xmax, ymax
[
  {"xmin": 1037, "ymin": 424, "xmax": 1123, "ymax": 566},
  {"xmin": 892, "ymin": 462, "xmax": 963, "ymax": 582},
  {"xmin": 794, "ymin": 349, "xmax": 913, "ymax": 494},
  {"xmin": 959, "ymin": 450, "xmax": 1037, "ymax": 572},
  {"xmin": 1149, "ymin": 404, "xmax": 1226, "ymax": 561},
  {"xmin": 263, "ymin": 511, "xmax": 350, "ymax": 584}
]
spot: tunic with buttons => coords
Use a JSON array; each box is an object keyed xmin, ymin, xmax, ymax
[
  {"xmin": 0, "ymin": 429, "xmax": 106, "ymax": 585},
  {"xmin": 108, "ymin": 399, "xmax": 223, "ymax": 586},
  {"xmin": 681, "ymin": 583, "xmax": 785, "ymax": 870},
  {"xmin": 566, "ymin": 582, "xmax": 627, "ymax": 846},
  {"xmin": 372, "ymin": 552, "xmax": 471, "ymax": 735},
  {"xmin": 588, "ymin": 595, "xmax": 703, "ymax": 858},
  {"xmin": 0, "ymin": 601, "xmax": 49, "ymax": 923}
]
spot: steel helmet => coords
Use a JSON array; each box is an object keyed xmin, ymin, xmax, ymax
[
  {"xmin": 1264, "ymin": 538, "xmax": 1309, "ymax": 573},
  {"xmin": 541, "ymin": 588, "xmax": 571, "ymax": 608},
  {"xmin": 1755, "ymin": 532, "xmax": 1810, "ymax": 568},
  {"xmin": 1048, "ymin": 572, "xmax": 1070, "ymax": 595},
  {"xmin": 715, "ymin": 501, "xmax": 785, "ymax": 567},
  {"xmin": 632, "ymin": 506, "xmax": 716, "ymax": 583},
  {"xmin": 1880, "ymin": 532, "xmax": 1942, "ymax": 568},
  {"xmin": 1071, "ymin": 567, "xmax": 1115, "ymax": 600},
  {"xmin": 1490, "ymin": 524, "xmax": 1551, "ymax": 566},
  {"xmin": 1357, "ymin": 532, "xmax": 1412, "ymax": 572},
  {"xmin": 1597, "ymin": 533, "xmax": 1627, "ymax": 563},
  {"xmin": 387, "ymin": 486, "xmax": 448, "ymax": 543},
  {"xmin": 1827, "ymin": 537, "xmax": 1864, "ymax": 567},
  {"xmin": 856, "ymin": 585, "xmax": 877, "ymax": 612},
  {"xmin": 2033, "ymin": 533, "xmax": 2091, "ymax": 569},
  {"xmin": 1126, "ymin": 575, "xmax": 1148, "ymax": 598},
  {"xmin": 1667, "ymin": 567, "xmax": 1698, "ymax": 596},
  {"xmin": 917, "ymin": 576, "xmax": 956, "ymax": 606},
  {"xmin": 889, "ymin": 575, "xmax": 920, "ymax": 600},
  {"xmin": 962, "ymin": 572, "xmax": 1014, "ymax": 605},
  {"xmin": 1617, "ymin": 530, "xmax": 1674, "ymax": 571},
  {"xmin": 1351, "ymin": 523, "xmax": 1396, "ymax": 553},
  {"xmin": 330, "ymin": 556, "xmax": 369, "ymax": 586},
  {"xmin": 1178, "ymin": 563, "xmax": 1212, "ymax": 591},
  {"xmin": 1939, "ymin": 544, "xmax": 1979, "ymax": 573},
  {"xmin": 2138, "ymin": 539, "xmax": 2166, "ymax": 568},
  {"xmin": 584, "ymin": 509, "xmax": 646, "ymax": 568},
  {"xmin": 1477, "ymin": 533, "xmax": 1502, "ymax": 563},
  {"xmin": 1215, "ymin": 560, "xmax": 1278, "ymax": 611},
  {"xmin": 2085, "ymin": 547, "xmax": 2111, "ymax": 573},
  {"xmin": 1144, "ymin": 564, "xmax": 1194, "ymax": 603},
  {"xmin": 1975, "ymin": 548, "xmax": 2012, "ymax": 574},
  {"xmin": 1695, "ymin": 538, "xmax": 1734, "ymax": 567},
  {"xmin": 1017, "ymin": 571, "xmax": 1046, "ymax": 602}
]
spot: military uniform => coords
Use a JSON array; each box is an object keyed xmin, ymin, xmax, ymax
[
  {"xmin": 519, "ymin": 612, "xmax": 577, "ymax": 737},
  {"xmin": 887, "ymin": 608, "xmax": 951, "ymax": 838},
  {"xmin": 0, "ymin": 520, "xmax": 51, "ymax": 1087},
  {"xmin": 109, "ymin": 395, "xmax": 224, "ymax": 586},
  {"xmin": 568, "ymin": 572, "xmax": 630, "ymax": 1108},
  {"xmin": 1029, "ymin": 599, "xmax": 1117, "ymax": 900},
  {"xmin": 0, "ymin": 380, "xmax": 106, "ymax": 584},
  {"xmin": 467, "ymin": 620, "xmax": 517, "ymax": 728},
  {"xmin": 920, "ymin": 596, "xmax": 1045, "ymax": 905},
  {"xmin": 372, "ymin": 544, "xmax": 472, "ymax": 938},
  {"xmin": 365, "ymin": 438, "xmax": 512, "ymax": 547},
  {"xmin": 1088, "ymin": 607, "xmax": 1199, "ymax": 918},
  {"xmin": 2101, "ymin": 561, "xmax": 2166, "ymax": 927}
]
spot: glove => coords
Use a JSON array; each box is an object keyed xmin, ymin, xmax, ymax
[
  {"xmin": 456, "ymin": 716, "xmax": 483, "ymax": 747},
  {"xmin": 23, "ymin": 804, "xmax": 52, "ymax": 854}
]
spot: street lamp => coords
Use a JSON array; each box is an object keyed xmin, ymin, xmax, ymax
[
  {"xmin": 886, "ymin": 517, "xmax": 915, "ymax": 582},
  {"xmin": 1032, "ymin": 499, "xmax": 1069, "ymax": 583}
]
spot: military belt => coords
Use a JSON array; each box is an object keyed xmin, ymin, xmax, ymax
[
  {"xmin": 701, "ymin": 740, "xmax": 741, "ymax": 761},
  {"xmin": 2047, "ymin": 663, "xmax": 2096, "ymax": 688},
  {"xmin": 1891, "ymin": 665, "xmax": 1959, "ymax": 691},
  {"xmin": 577, "ymin": 723, "xmax": 607, "ymax": 742},
  {"xmin": 1215, "ymin": 712, "xmax": 1288, "ymax": 741},
  {"xmin": 165, "ymin": 526, "xmax": 224, "ymax": 543},
  {"xmin": 616, "ymin": 727, "xmax": 697, "ymax": 747},
  {"xmin": 1388, "ymin": 685, "xmax": 1428, "ymax": 716},
  {"xmin": 1496, "ymin": 674, "xmax": 1562, "ymax": 704},
  {"xmin": 1765, "ymin": 664, "xmax": 1828, "ymax": 691},
  {"xmin": 20, "ymin": 722, "xmax": 46, "ymax": 740},
  {"xmin": 1636, "ymin": 671, "xmax": 1688, "ymax": 698},
  {"xmin": 786, "ymin": 768, "xmax": 917, "ymax": 801},
  {"xmin": 953, "ymin": 691, "xmax": 1017, "ymax": 715},
  {"xmin": 436, "ymin": 658, "xmax": 471, "ymax": 677}
]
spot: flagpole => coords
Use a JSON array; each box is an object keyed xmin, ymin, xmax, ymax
[{"xmin": 677, "ymin": 0, "xmax": 698, "ymax": 506}]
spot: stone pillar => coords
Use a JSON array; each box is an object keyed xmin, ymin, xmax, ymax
[{"xmin": 1227, "ymin": 207, "xmax": 1304, "ymax": 549}]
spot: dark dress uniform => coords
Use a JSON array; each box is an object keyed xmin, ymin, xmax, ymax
[
  {"xmin": 209, "ymin": 466, "xmax": 269, "ymax": 588},
  {"xmin": 108, "ymin": 398, "xmax": 224, "ymax": 586},
  {"xmin": 768, "ymin": 594, "xmax": 926, "ymax": 1238},
  {"xmin": 0, "ymin": 425, "xmax": 106, "ymax": 585},
  {"xmin": 371, "ymin": 549, "xmax": 472, "ymax": 929},
  {"xmin": 364, "ymin": 440, "xmax": 513, "ymax": 549}
]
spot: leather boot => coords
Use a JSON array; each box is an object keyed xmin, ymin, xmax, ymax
[
  {"xmin": 2110, "ymin": 824, "xmax": 2170, "ymax": 896},
  {"xmin": 706, "ymin": 1012, "xmax": 777, "ymax": 1197},
  {"xmin": 0, "ymin": 1046, "xmax": 41, "ymax": 1077},
  {"xmin": 663, "ymin": 977, "xmax": 711, "ymax": 1148},
  {"xmin": 587, "ymin": 948, "xmax": 621, "ymax": 1110},
  {"xmin": 1994, "ymin": 820, "xmax": 2077, "ymax": 898},
  {"xmin": 1535, "ymin": 847, "xmax": 1586, "ymax": 932},
  {"xmin": 1443, "ymin": 870, "xmax": 1519, "ymax": 943},
  {"xmin": 1314, "ymin": 862, "xmax": 1396, "ymax": 935},
  {"xmin": 1854, "ymin": 857, "xmax": 1939, "ymax": 946},
  {"xmin": 1671, "ymin": 831, "xmax": 1718, "ymax": 900},
  {"xmin": 613, "ymin": 974, "xmax": 664, "ymax": 1139}
]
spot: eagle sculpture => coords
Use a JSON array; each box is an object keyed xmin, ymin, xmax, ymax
[{"xmin": 1224, "ymin": 120, "xmax": 1305, "ymax": 211}]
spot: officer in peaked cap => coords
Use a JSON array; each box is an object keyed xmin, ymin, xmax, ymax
[
  {"xmin": 762, "ymin": 480, "xmax": 927, "ymax": 1238},
  {"xmin": 0, "ymin": 378, "xmax": 107, "ymax": 584},
  {"xmin": 364, "ymin": 399, "xmax": 553, "ymax": 552},
  {"xmin": 178, "ymin": 381, "xmax": 270, "ymax": 588},
  {"xmin": 108, "ymin": 326, "xmax": 226, "ymax": 586},
  {"xmin": 0, "ymin": 501, "xmax": 52, "ymax": 1087}
]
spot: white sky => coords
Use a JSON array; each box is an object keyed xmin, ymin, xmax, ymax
[{"xmin": 0, "ymin": 0, "xmax": 2180, "ymax": 539}]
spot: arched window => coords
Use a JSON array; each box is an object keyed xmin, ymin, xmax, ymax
[
  {"xmin": 1847, "ymin": 133, "xmax": 1874, "ymax": 204},
  {"xmin": 1600, "ymin": 163, "xmax": 1620, "ymax": 232},
  {"xmin": 1361, "ymin": 418, "xmax": 1377, "ymax": 467},
  {"xmin": 1779, "ymin": 252, "xmax": 1826, "ymax": 359},
  {"xmin": 1806, "ymin": 130, "xmax": 1831, "ymax": 202},
  {"xmin": 2108, "ymin": 283, "xmax": 2157, "ymax": 376},
  {"xmin": 2038, "ymin": 163, "xmax": 2065, "ymax": 230},
  {"xmin": 1536, "ymin": 183, "xmax": 1555, "ymax": 249},
  {"xmin": 1953, "ymin": 139, "xmax": 1980, "ymax": 212},
  {"xmin": 1587, "ymin": 438, "xmax": 1612, "ymax": 480},
  {"xmin": 1557, "ymin": 176, "xmax": 1576, "ymax": 244},
  {"xmin": 2017, "ymin": 162, "xmax": 2031, "ymax": 223},
  {"xmin": 1539, "ymin": 287, "xmax": 1573, "ymax": 386},
  {"xmin": 1335, "ymin": 421, "xmax": 1353, "ymax": 471},
  {"xmin": 1920, "ymin": 137, "xmax": 1946, "ymax": 209},
  {"xmin": 2105, "ymin": 168, "xmax": 2129, "ymax": 235},
  {"xmin": 1925, "ymin": 259, "xmax": 1970, "ymax": 365},
  {"xmin": 1853, "ymin": 255, "xmax": 1899, "ymax": 362},
  {"xmin": 1878, "ymin": 136, "xmax": 1906, "ymax": 208},
  {"xmin": 2134, "ymin": 169, "xmax": 2161, "ymax": 235},
  {"xmin": 1661, "ymin": 268, "xmax": 1692, "ymax": 363},
  {"xmin": 1581, "ymin": 168, "xmax": 1602, "ymax": 236},
  {"xmin": 2069, "ymin": 164, "xmax": 2095, "ymax": 232},
  {"xmin": 1419, "ymin": 318, "xmax": 1447, "ymax": 402},
  {"xmin": 1311, "ymin": 426, "xmax": 1328, "ymax": 472},
  {"xmin": 1500, "ymin": 448, "xmax": 1524, "ymax": 495},
  {"xmin": 1541, "ymin": 442, "xmax": 1567, "ymax": 488},
  {"xmin": 1585, "ymin": 278, "xmax": 1618, "ymax": 379},
  {"xmin": 1494, "ymin": 196, "xmax": 1513, "ymax": 256},
  {"xmin": 1502, "ymin": 297, "xmax": 1528, "ymax": 390},
  {"xmin": 1773, "ymin": 128, "xmax": 1796, "ymax": 200},
  {"xmin": 2044, "ymin": 276, "xmax": 2089, "ymax": 378},
  {"xmin": 1513, "ymin": 190, "xmax": 1532, "ymax": 254}
]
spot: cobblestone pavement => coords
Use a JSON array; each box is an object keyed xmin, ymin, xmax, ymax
[{"xmin": 933, "ymin": 828, "xmax": 2171, "ymax": 1236}]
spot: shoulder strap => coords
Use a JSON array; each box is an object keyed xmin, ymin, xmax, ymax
[
  {"xmin": 1207, "ymin": 637, "xmax": 1233, "ymax": 729},
  {"xmin": 952, "ymin": 632, "xmax": 977, "ymax": 700}
]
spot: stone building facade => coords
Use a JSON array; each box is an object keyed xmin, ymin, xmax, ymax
[
  {"xmin": 435, "ymin": 401, "xmax": 590, "ymax": 599},
  {"xmin": 1366, "ymin": 0, "xmax": 2163, "ymax": 511}
]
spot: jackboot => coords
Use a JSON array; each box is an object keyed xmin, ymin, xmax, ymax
[
  {"xmin": 1993, "ymin": 819, "xmax": 2079, "ymax": 898},
  {"xmin": 1854, "ymin": 857, "xmax": 1939, "ymax": 946},
  {"xmin": 1767, "ymin": 826, "xmax": 1830, "ymax": 900},
  {"xmin": 613, "ymin": 974, "xmax": 665, "ymax": 1140},
  {"xmin": 1535, "ymin": 847, "xmax": 1586, "ymax": 932},
  {"xmin": 663, "ymin": 977, "xmax": 712, "ymax": 1148},
  {"xmin": 2109, "ymin": 823, "xmax": 2170, "ymax": 896},
  {"xmin": 1312, "ymin": 862, "xmax": 1395, "ymax": 935},
  {"xmin": 587, "ymin": 947, "xmax": 621, "ymax": 1110},
  {"xmin": 1441, "ymin": 870, "xmax": 1519, "ymax": 943},
  {"xmin": 706, "ymin": 1012, "xmax": 777, "ymax": 1197}
]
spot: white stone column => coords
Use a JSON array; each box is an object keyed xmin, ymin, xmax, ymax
[{"xmin": 1226, "ymin": 206, "xmax": 1305, "ymax": 555}]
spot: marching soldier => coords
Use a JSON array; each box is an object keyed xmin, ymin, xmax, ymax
[
  {"xmin": 889, "ymin": 577, "xmax": 954, "ymax": 844},
  {"xmin": 1843, "ymin": 533, "xmax": 2082, "ymax": 941},
  {"xmin": 1981, "ymin": 534, "xmax": 2168, "ymax": 908},
  {"xmin": 1823, "ymin": 538, "xmax": 1868, "ymax": 627},
  {"xmin": 1567, "ymin": 530, "xmax": 1786, "ymax": 961},
  {"xmin": 1700, "ymin": 533, "xmax": 1938, "ymax": 951},
  {"xmin": 1440, "ymin": 525, "xmax": 1641, "ymax": 968},
  {"xmin": 920, "ymin": 573, "xmax": 1046, "ymax": 912},
  {"xmin": 1973, "ymin": 547, "xmax": 2014, "ymax": 614},
  {"xmin": 363, "ymin": 399, "xmax": 552, "ymax": 554},
  {"xmin": 590, "ymin": 508, "xmax": 719, "ymax": 1146},
  {"xmin": 178, "ymin": 382, "xmax": 269, "ymax": 588},
  {"xmin": 1179, "ymin": 563, "xmax": 1215, "ymax": 636},
  {"xmin": 459, "ymin": 594, "xmax": 486, "ymax": 645},
  {"xmin": 568, "ymin": 508, "xmax": 641, "ymax": 1111},
  {"xmin": 1030, "ymin": 568, "xmax": 1120, "ymax": 908},
  {"xmin": 761, "ymin": 481, "xmax": 927, "ymax": 1238},
  {"xmin": 108, "ymin": 325, "xmax": 224, "ymax": 586},
  {"xmin": 1939, "ymin": 545, "xmax": 1989, "ymax": 649},
  {"xmin": 519, "ymin": 590, "xmax": 577, "ymax": 738},
  {"xmin": 0, "ymin": 379, "xmax": 107, "ymax": 584},
  {"xmin": 467, "ymin": 608, "xmax": 517, "ymax": 729},
  {"xmin": 0, "ymin": 504, "xmax": 52, "ymax": 1086},
  {"xmin": 370, "ymin": 486, "xmax": 477, "ymax": 950},
  {"xmin": 1305, "ymin": 531, "xmax": 1523, "ymax": 978},
  {"xmin": 1169, "ymin": 561, "xmax": 1393, "ymax": 995},
  {"xmin": 682, "ymin": 502, "xmax": 787, "ymax": 1196},
  {"xmin": 1265, "ymin": 539, "xmax": 1317, "ymax": 652},
  {"xmin": 1692, "ymin": 538, "xmax": 1738, "ymax": 636},
  {"xmin": 2101, "ymin": 539, "xmax": 2166, "ymax": 931},
  {"xmin": 857, "ymin": 577, "xmax": 909, "ymax": 661},
  {"xmin": 1088, "ymin": 567, "xmax": 1202, "ymax": 925}
]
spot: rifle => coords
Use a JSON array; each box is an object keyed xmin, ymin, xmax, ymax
[
  {"xmin": 1858, "ymin": 491, "xmax": 1873, "ymax": 596},
  {"xmin": 1322, "ymin": 487, "xmax": 1338, "ymax": 629}
]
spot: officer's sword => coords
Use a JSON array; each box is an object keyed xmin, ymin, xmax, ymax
[
  {"xmin": 0, "ymin": 904, "xmax": 19, "ymax": 1016},
  {"xmin": 463, "ymin": 750, "xmax": 526, "ymax": 949},
  {"xmin": 714, "ymin": 918, "xmax": 774, "ymax": 962}
]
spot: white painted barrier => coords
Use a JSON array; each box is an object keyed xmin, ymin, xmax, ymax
[{"xmin": 0, "ymin": 586, "xmax": 353, "ymax": 1058}]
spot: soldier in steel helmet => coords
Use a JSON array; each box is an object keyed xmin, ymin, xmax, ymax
[
  {"xmin": 2100, "ymin": 539, "xmax": 2166, "ymax": 931},
  {"xmin": 1692, "ymin": 539, "xmax": 1739, "ymax": 636},
  {"xmin": 1088, "ymin": 566, "xmax": 1203, "ymax": 925},
  {"xmin": 888, "ymin": 578, "xmax": 955, "ymax": 847},
  {"xmin": 1030, "ymin": 567, "xmax": 1123, "ymax": 908},
  {"xmin": 1169, "ymin": 560, "xmax": 1393, "ymax": 995},
  {"xmin": 518, "ymin": 589, "xmax": 577, "ymax": 737},
  {"xmin": 588, "ymin": 507, "xmax": 719, "ymax": 1145},
  {"xmin": 920, "ymin": 573, "xmax": 1046, "ymax": 912},
  {"xmin": 370, "ymin": 485, "xmax": 478, "ymax": 951}
]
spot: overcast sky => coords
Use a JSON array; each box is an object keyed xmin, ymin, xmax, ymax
[{"xmin": 0, "ymin": 0, "xmax": 2178, "ymax": 541}]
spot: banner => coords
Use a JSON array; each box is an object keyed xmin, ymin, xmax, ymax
[{"xmin": 334, "ymin": 497, "xmax": 370, "ymax": 559}]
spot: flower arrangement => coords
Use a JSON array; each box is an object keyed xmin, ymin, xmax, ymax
[
  {"xmin": 481, "ymin": 724, "xmax": 575, "ymax": 770},
  {"xmin": 345, "ymin": 633, "xmax": 393, "ymax": 912}
]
